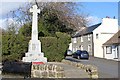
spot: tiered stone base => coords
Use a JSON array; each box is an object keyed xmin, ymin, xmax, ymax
[{"xmin": 22, "ymin": 52, "xmax": 47, "ymax": 63}]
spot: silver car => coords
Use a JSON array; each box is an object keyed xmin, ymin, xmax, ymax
[{"xmin": 67, "ymin": 50, "xmax": 73, "ymax": 56}]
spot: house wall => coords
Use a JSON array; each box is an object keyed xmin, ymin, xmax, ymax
[
  {"xmin": 79, "ymin": 34, "xmax": 93, "ymax": 56},
  {"xmin": 118, "ymin": 45, "xmax": 120, "ymax": 61},
  {"xmin": 104, "ymin": 45, "xmax": 120, "ymax": 60},
  {"xmin": 71, "ymin": 38, "xmax": 78, "ymax": 53},
  {"xmin": 93, "ymin": 18, "xmax": 118, "ymax": 58},
  {"xmin": 71, "ymin": 34, "xmax": 94, "ymax": 56},
  {"xmin": 104, "ymin": 46, "xmax": 116, "ymax": 59},
  {"xmin": 68, "ymin": 43, "xmax": 72, "ymax": 51}
]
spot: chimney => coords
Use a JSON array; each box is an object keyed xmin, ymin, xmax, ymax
[
  {"xmin": 113, "ymin": 16, "xmax": 115, "ymax": 19},
  {"xmin": 106, "ymin": 16, "xmax": 110, "ymax": 18}
]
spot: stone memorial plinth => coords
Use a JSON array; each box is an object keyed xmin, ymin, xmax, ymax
[{"xmin": 22, "ymin": 5, "xmax": 47, "ymax": 63}]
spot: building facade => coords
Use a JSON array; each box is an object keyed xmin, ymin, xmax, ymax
[
  {"xmin": 93, "ymin": 18, "xmax": 118, "ymax": 58},
  {"xmin": 103, "ymin": 30, "xmax": 120, "ymax": 61},
  {"xmin": 72, "ymin": 23, "xmax": 101, "ymax": 56},
  {"xmin": 71, "ymin": 18, "xmax": 118, "ymax": 58}
]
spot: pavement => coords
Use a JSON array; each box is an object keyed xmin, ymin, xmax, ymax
[{"xmin": 48, "ymin": 62, "xmax": 90, "ymax": 78}]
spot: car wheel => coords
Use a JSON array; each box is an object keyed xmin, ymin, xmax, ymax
[{"xmin": 77, "ymin": 56, "xmax": 80, "ymax": 59}]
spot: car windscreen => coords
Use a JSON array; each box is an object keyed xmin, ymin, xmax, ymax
[{"xmin": 82, "ymin": 51, "xmax": 88, "ymax": 54}]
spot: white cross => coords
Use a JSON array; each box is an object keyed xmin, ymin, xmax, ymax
[
  {"xmin": 30, "ymin": 5, "xmax": 40, "ymax": 14},
  {"xmin": 30, "ymin": 5, "xmax": 40, "ymax": 40}
]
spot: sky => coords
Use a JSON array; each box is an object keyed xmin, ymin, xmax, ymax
[
  {"xmin": 0, "ymin": 0, "xmax": 119, "ymax": 29},
  {"xmin": 79, "ymin": 2, "xmax": 118, "ymax": 26}
]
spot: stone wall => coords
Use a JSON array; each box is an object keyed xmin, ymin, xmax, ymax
[
  {"xmin": 31, "ymin": 64, "xmax": 65, "ymax": 78},
  {"xmin": 62, "ymin": 59, "xmax": 98, "ymax": 79}
]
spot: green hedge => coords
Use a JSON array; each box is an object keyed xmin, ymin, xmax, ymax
[
  {"xmin": 40, "ymin": 32, "xmax": 71, "ymax": 62},
  {"xmin": 2, "ymin": 32, "xmax": 70, "ymax": 62},
  {"xmin": 2, "ymin": 34, "xmax": 29, "ymax": 61}
]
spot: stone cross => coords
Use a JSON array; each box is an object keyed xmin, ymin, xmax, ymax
[
  {"xmin": 22, "ymin": 5, "xmax": 47, "ymax": 63},
  {"xmin": 30, "ymin": 5, "xmax": 40, "ymax": 40}
]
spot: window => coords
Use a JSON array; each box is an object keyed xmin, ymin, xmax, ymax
[
  {"xmin": 73, "ymin": 38, "xmax": 77, "ymax": 43},
  {"xmin": 88, "ymin": 34, "xmax": 91, "ymax": 41},
  {"xmin": 81, "ymin": 45, "xmax": 83, "ymax": 50},
  {"xmin": 81, "ymin": 36, "xmax": 83, "ymax": 42},
  {"xmin": 96, "ymin": 34, "xmax": 98, "ymax": 39},
  {"xmin": 30, "ymin": 54, "xmax": 32, "ymax": 56},
  {"xmin": 106, "ymin": 46, "xmax": 112, "ymax": 54},
  {"xmin": 88, "ymin": 44, "xmax": 91, "ymax": 52},
  {"xmin": 79, "ymin": 45, "xmax": 81, "ymax": 49}
]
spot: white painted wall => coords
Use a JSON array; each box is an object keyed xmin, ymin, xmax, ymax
[
  {"xmin": 104, "ymin": 45, "xmax": 119, "ymax": 60},
  {"xmin": 93, "ymin": 18, "xmax": 118, "ymax": 58},
  {"xmin": 71, "ymin": 38, "xmax": 77, "ymax": 53},
  {"xmin": 72, "ymin": 38, "xmax": 77, "ymax": 43},
  {"xmin": 104, "ymin": 46, "xmax": 115, "ymax": 59},
  {"xmin": 119, "ymin": 45, "xmax": 120, "ymax": 61},
  {"xmin": 68, "ymin": 43, "xmax": 72, "ymax": 51}
]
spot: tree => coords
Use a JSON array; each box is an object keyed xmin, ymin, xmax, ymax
[
  {"xmin": 18, "ymin": 23, "xmax": 32, "ymax": 37},
  {"xmin": 2, "ymin": 2, "xmax": 89, "ymax": 61},
  {"xmin": 2, "ymin": 23, "xmax": 29, "ymax": 61},
  {"xmin": 38, "ymin": 2, "xmax": 88, "ymax": 30},
  {"xmin": 8, "ymin": 2, "xmax": 88, "ymax": 36}
]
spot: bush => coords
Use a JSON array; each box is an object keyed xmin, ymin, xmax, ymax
[
  {"xmin": 2, "ymin": 34, "xmax": 29, "ymax": 61},
  {"xmin": 2, "ymin": 32, "xmax": 70, "ymax": 62},
  {"xmin": 40, "ymin": 32, "xmax": 71, "ymax": 62}
]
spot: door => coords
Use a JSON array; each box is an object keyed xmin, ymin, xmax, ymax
[{"xmin": 113, "ymin": 45, "xmax": 118, "ymax": 59}]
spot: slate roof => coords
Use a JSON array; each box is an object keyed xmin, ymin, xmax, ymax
[
  {"xmin": 103, "ymin": 30, "xmax": 120, "ymax": 45},
  {"xmin": 72, "ymin": 23, "xmax": 101, "ymax": 38}
]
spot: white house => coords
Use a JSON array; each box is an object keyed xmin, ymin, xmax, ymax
[
  {"xmin": 93, "ymin": 18, "xmax": 118, "ymax": 58},
  {"xmin": 103, "ymin": 30, "xmax": 120, "ymax": 61}
]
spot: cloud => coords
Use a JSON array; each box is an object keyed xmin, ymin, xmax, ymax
[
  {"xmin": 0, "ymin": 1, "xmax": 29, "ymax": 18},
  {"xmin": 0, "ymin": 18, "xmax": 20, "ymax": 30},
  {"xmin": 86, "ymin": 16, "xmax": 102, "ymax": 26},
  {"xmin": 0, "ymin": 18, "xmax": 7, "ymax": 29}
]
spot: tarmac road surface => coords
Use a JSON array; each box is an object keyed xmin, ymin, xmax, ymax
[{"xmin": 65, "ymin": 56, "xmax": 119, "ymax": 78}]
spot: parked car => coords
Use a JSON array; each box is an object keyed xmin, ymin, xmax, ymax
[
  {"xmin": 72, "ymin": 50, "xmax": 89, "ymax": 59},
  {"xmin": 67, "ymin": 50, "xmax": 73, "ymax": 56}
]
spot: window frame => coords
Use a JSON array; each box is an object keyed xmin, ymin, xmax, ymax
[
  {"xmin": 81, "ymin": 45, "xmax": 83, "ymax": 50},
  {"xmin": 81, "ymin": 36, "xmax": 83, "ymax": 42},
  {"xmin": 96, "ymin": 34, "xmax": 99, "ymax": 39},
  {"xmin": 88, "ymin": 44, "xmax": 91, "ymax": 52},
  {"xmin": 106, "ymin": 46, "xmax": 112, "ymax": 54},
  {"xmin": 88, "ymin": 34, "xmax": 91, "ymax": 41},
  {"xmin": 73, "ymin": 38, "xmax": 77, "ymax": 43}
]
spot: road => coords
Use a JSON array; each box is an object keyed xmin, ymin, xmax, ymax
[{"xmin": 65, "ymin": 56, "xmax": 119, "ymax": 78}]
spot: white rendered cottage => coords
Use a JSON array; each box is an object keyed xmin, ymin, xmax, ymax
[
  {"xmin": 93, "ymin": 18, "xmax": 118, "ymax": 58},
  {"xmin": 103, "ymin": 30, "xmax": 120, "ymax": 61}
]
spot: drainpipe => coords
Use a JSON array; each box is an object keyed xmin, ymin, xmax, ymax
[
  {"xmin": 102, "ymin": 45, "xmax": 105, "ymax": 58},
  {"xmin": 92, "ymin": 33, "xmax": 94, "ymax": 57}
]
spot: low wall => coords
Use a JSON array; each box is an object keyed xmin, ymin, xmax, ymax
[
  {"xmin": 2, "ymin": 61, "xmax": 31, "ymax": 76},
  {"xmin": 31, "ymin": 64, "xmax": 65, "ymax": 78},
  {"xmin": 62, "ymin": 59, "xmax": 98, "ymax": 79}
]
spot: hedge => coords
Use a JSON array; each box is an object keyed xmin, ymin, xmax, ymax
[{"xmin": 2, "ymin": 32, "xmax": 71, "ymax": 62}]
